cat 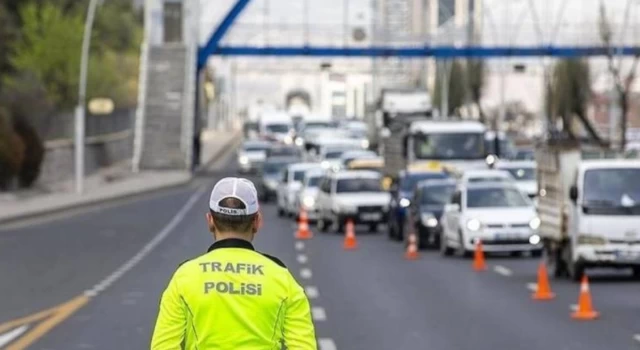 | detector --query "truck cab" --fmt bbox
[537,142,640,280]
